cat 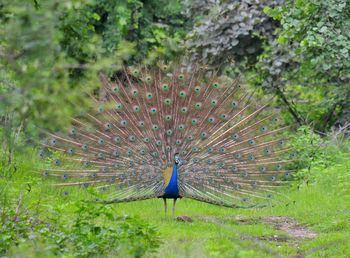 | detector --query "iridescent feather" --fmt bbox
[39,63,294,209]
